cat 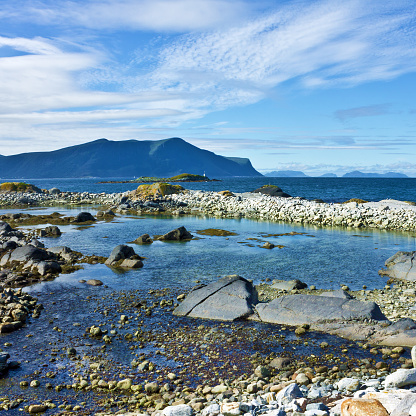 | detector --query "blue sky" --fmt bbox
[0,0,415,176]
